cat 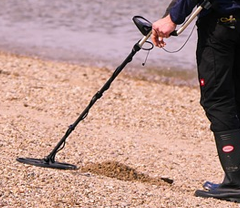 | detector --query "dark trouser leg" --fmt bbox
[196,18,240,132]
[202,43,240,192]
[195,14,240,201]
[234,46,240,122]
